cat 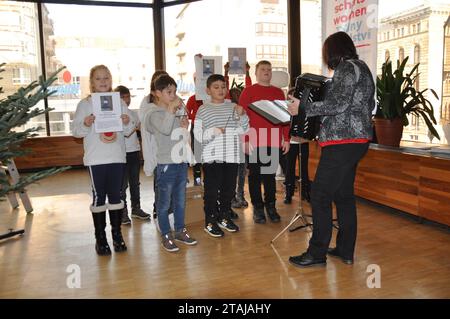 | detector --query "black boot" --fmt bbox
[265,202,281,223]
[284,184,295,204]
[253,205,266,224]
[91,212,111,256]
[301,180,311,202]
[109,209,127,252]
